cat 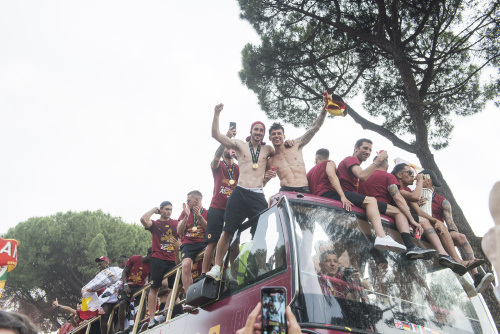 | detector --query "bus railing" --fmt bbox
[69,250,205,334]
